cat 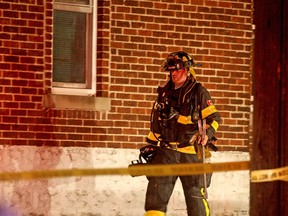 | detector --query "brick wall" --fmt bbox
[0,0,253,151]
